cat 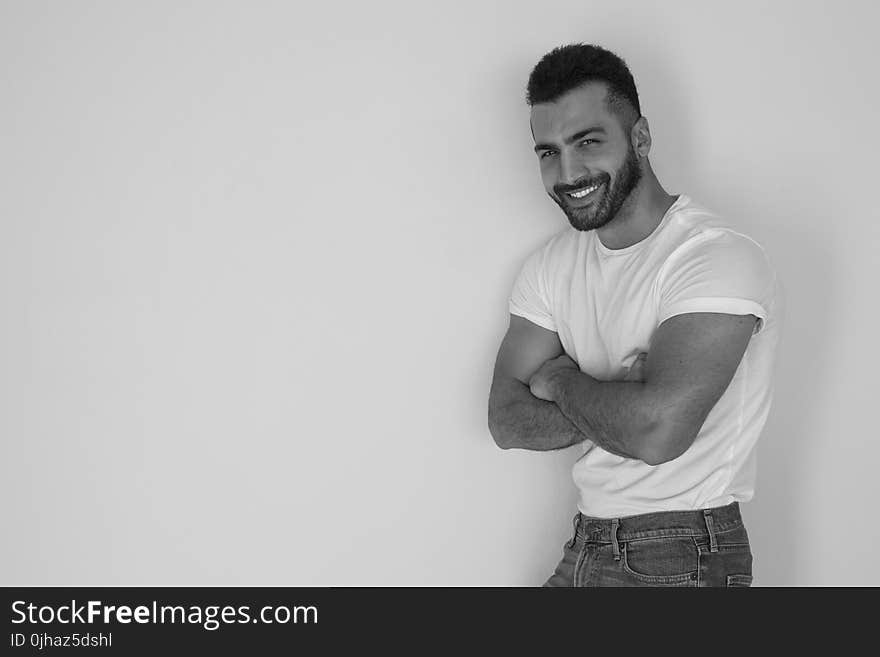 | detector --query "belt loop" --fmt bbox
[703,510,718,553]
[569,513,580,547]
[611,518,621,561]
